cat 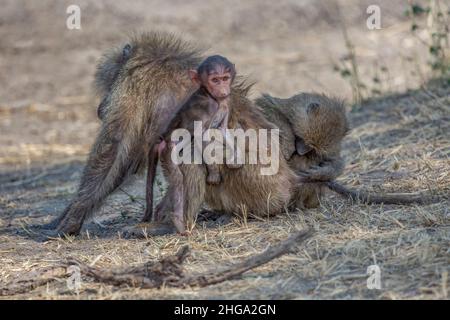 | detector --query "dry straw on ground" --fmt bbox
[0,82,448,300]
